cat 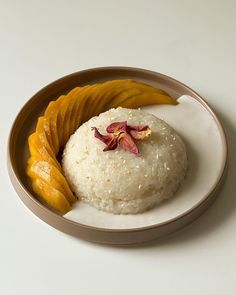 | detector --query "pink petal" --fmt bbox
[103,137,118,151]
[129,124,150,132]
[129,128,151,140]
[118,133,140,156]
[91,127,118,150]
[106,121,127,133]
